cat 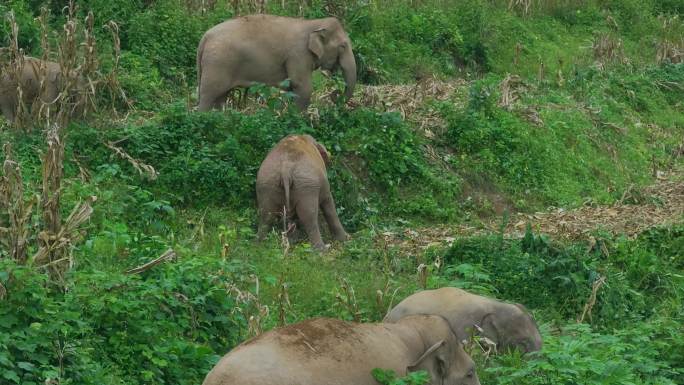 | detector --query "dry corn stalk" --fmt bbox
[125,248,177,274]
[577,275,606,323]
[336,277,361,321]
[228,276,270,337]
[656,15,684,64]
[104,21,133,115]
[498,74,523,109]
[0,143,36,263]
[105,141,158,180]
[592,32,627,67]
[276,276,291,326]
[508,0,534,17]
